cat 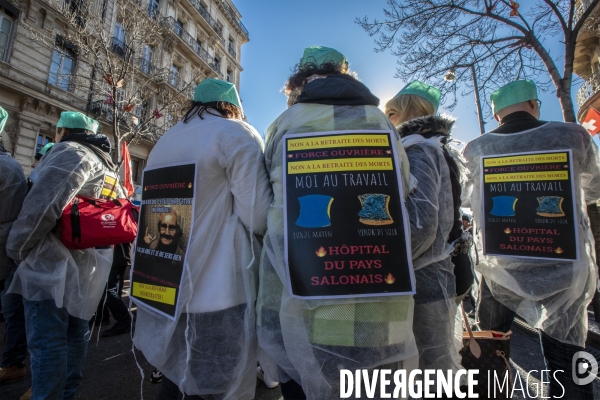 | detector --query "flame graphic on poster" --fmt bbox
[315,247,327,257]
[385,273,396,284]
